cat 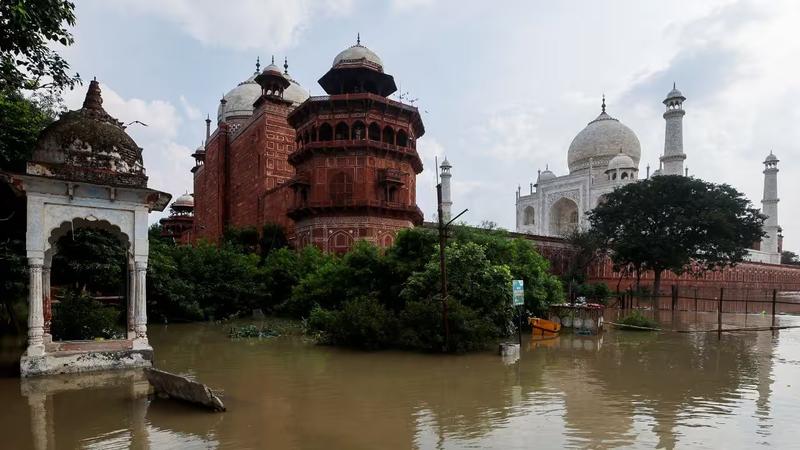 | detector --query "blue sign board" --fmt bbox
[512,279,524,306]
